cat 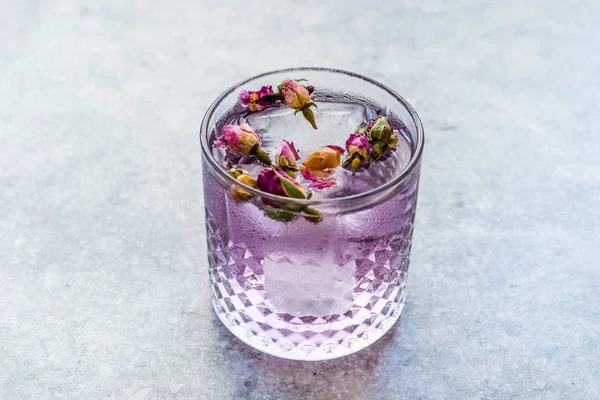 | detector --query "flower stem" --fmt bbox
[252,147,273,165]
[301,106,318,130]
